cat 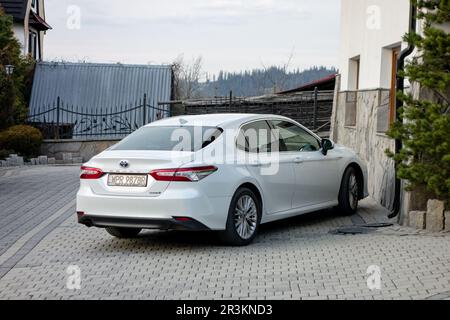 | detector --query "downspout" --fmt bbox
[389,0,417,219]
